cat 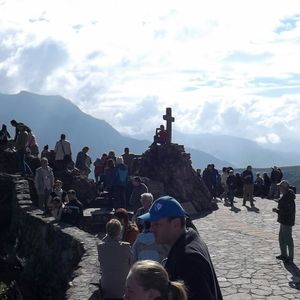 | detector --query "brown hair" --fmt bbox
[130,260,187,300]
[106,219,122,238]
[114,208,129,224]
